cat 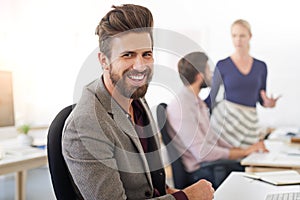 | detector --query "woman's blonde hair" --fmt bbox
[231,19,252,37]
